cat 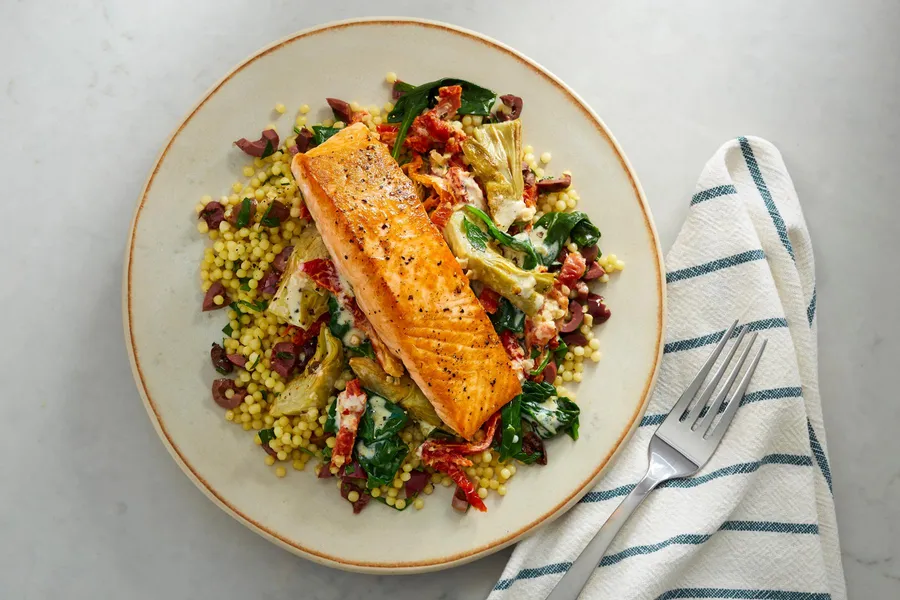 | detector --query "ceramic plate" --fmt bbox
[124,17,664,573]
